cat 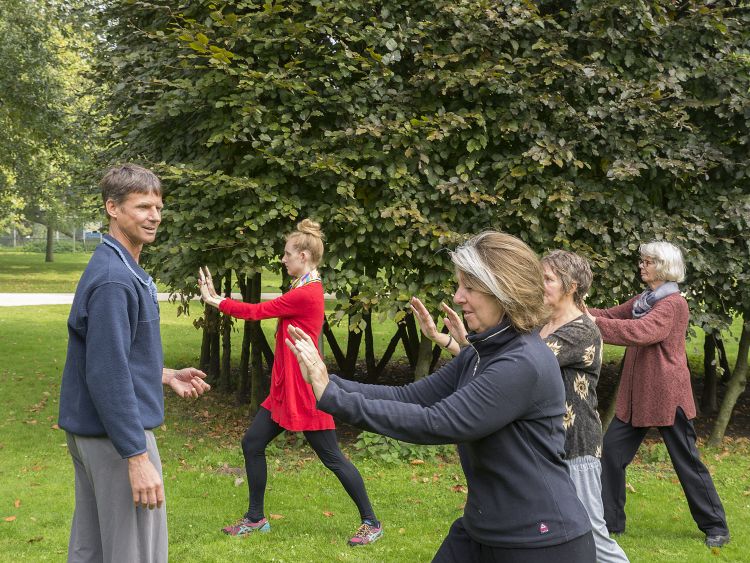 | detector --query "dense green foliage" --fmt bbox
[62,0,750,433]
[0,1,100,243]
